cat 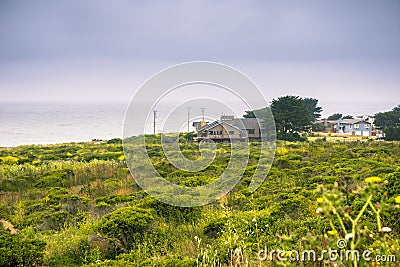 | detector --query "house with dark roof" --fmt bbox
[336,119,372,136]
[193,115,262,142]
